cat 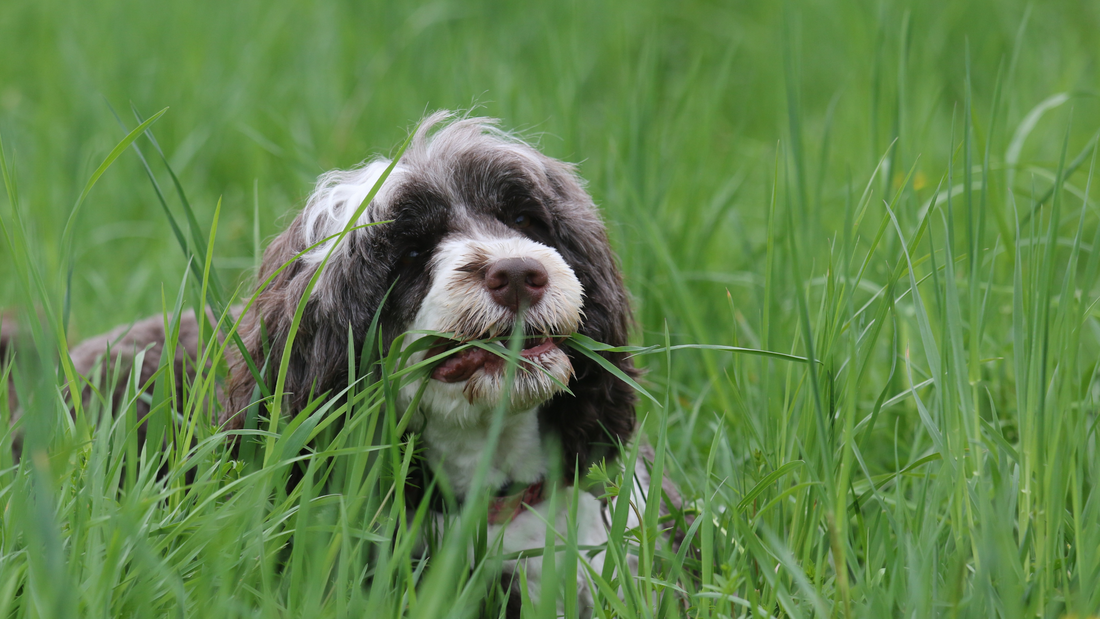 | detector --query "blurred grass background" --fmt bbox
[3,0,1100,616]
[1,0,1094,336]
